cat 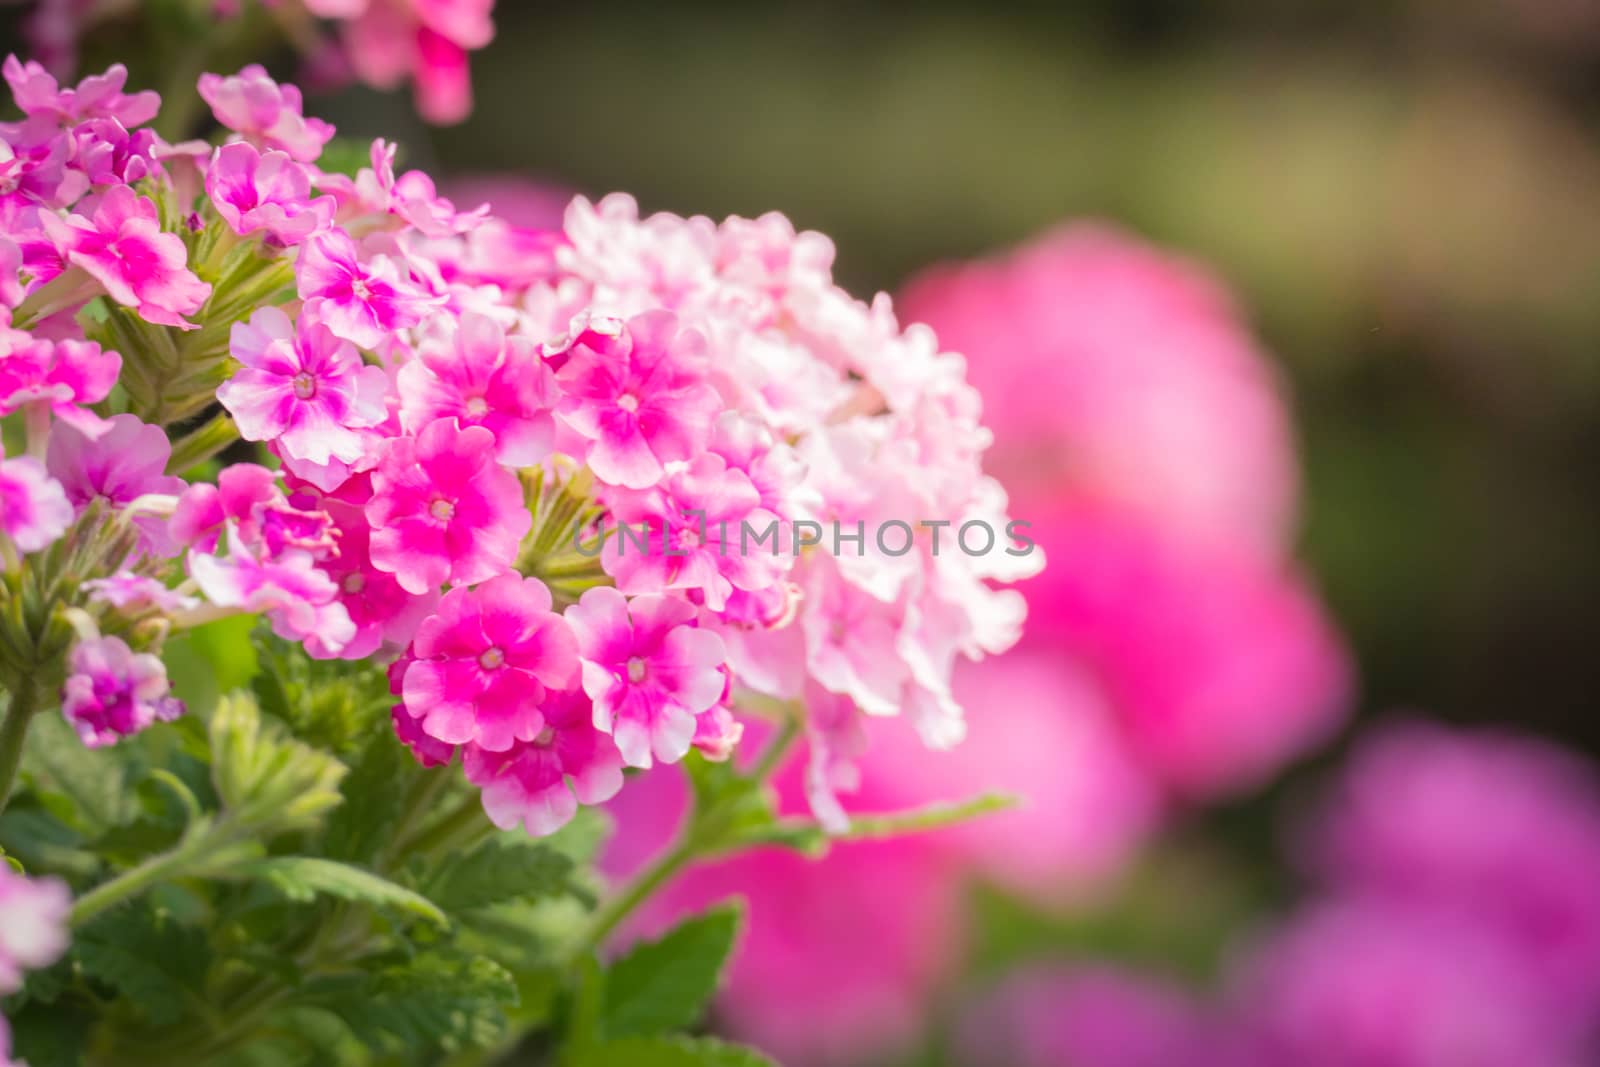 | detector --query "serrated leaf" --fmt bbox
[209,692,347,837]
[74,905,212,1027]
[20,712,132,835]
[234,856,448,927]
[601,904,743,1039]
[426,835,577,914]
[250,626,390,756]
[320,730,414,862]
[304,952,518,1055]
[568,1036,777,1067]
